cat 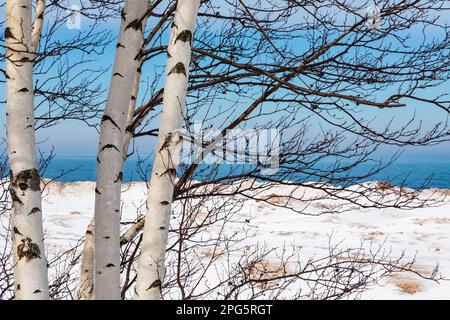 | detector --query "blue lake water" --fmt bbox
[39,154,450,190]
